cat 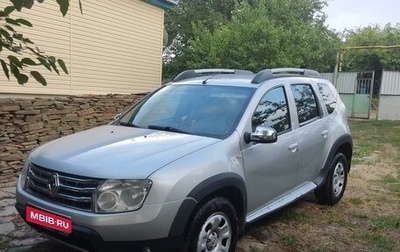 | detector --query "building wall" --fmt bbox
[0,0,164,95]
[0,94,144,184]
